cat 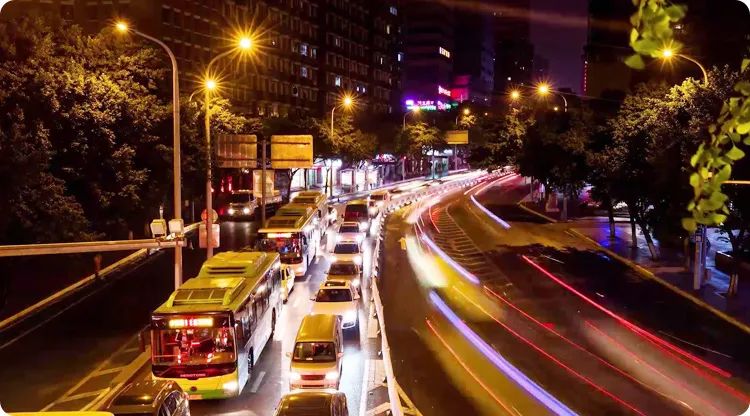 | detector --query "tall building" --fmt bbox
[453,8,494,104]
[490,0,533,99]
[3,0,403,117]
[582,0,633,98]
[401,0,455,108]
